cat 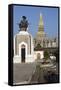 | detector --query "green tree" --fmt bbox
[34,43,41,50]
[44,50,49,60]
